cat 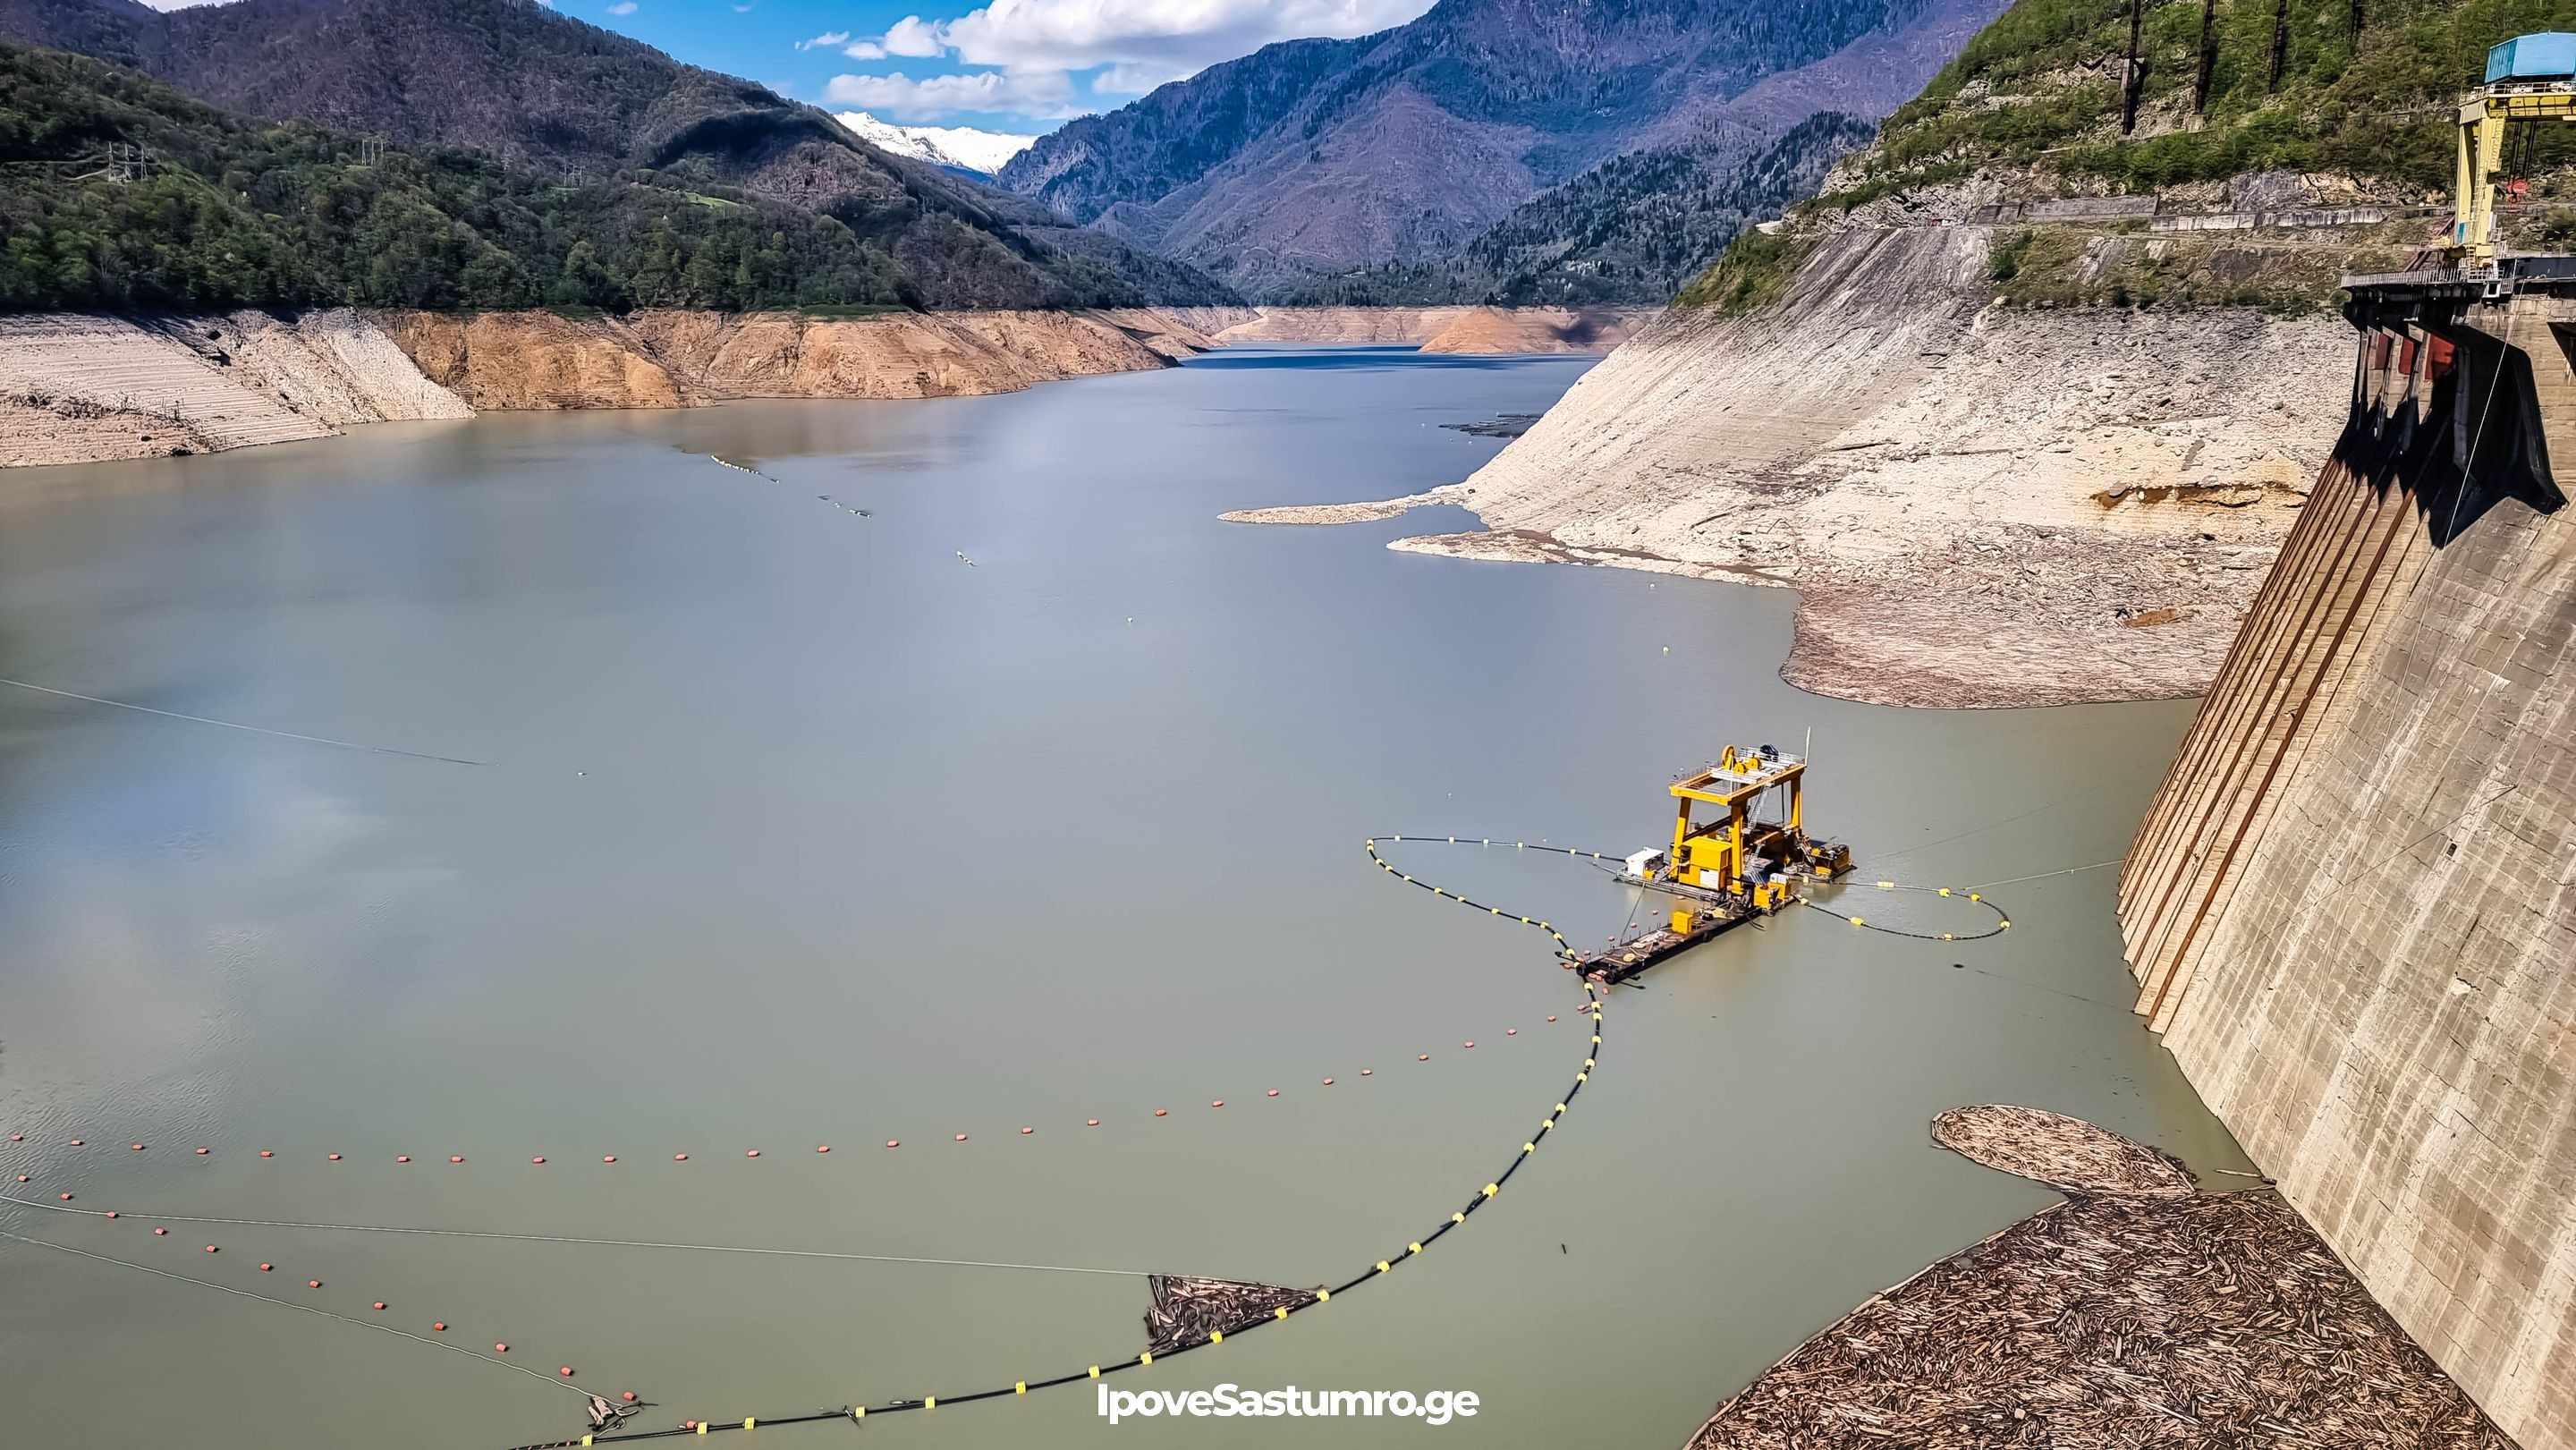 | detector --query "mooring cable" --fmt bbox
[0,1196,1154,1278]
[5,832,1754,1446]
[488,836,1612,1446]
[0,676,486,766]
[0,1225,597,1396]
